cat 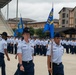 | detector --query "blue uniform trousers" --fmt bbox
[49,63,64,75]
[75,46,76,54]
[7,43,10,53]
[71,46,75,54]
[10,44,13,54]
[0,53,6,75]
[39,45,43,55]
[34,46,36,56]
[19,61,34,75]
[43,46,47,56]
[66,45,69,54]
[14,44,17,54]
